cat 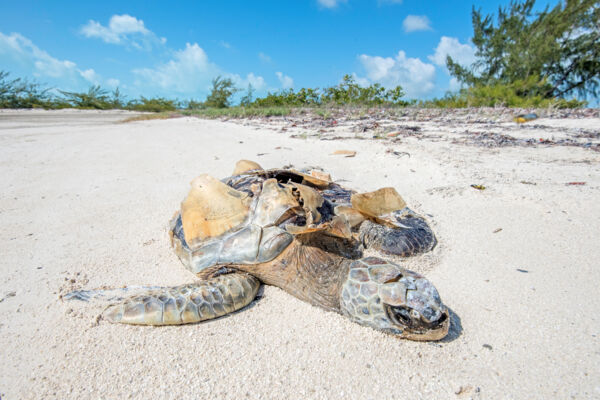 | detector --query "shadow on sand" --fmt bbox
[439,306,463,343]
